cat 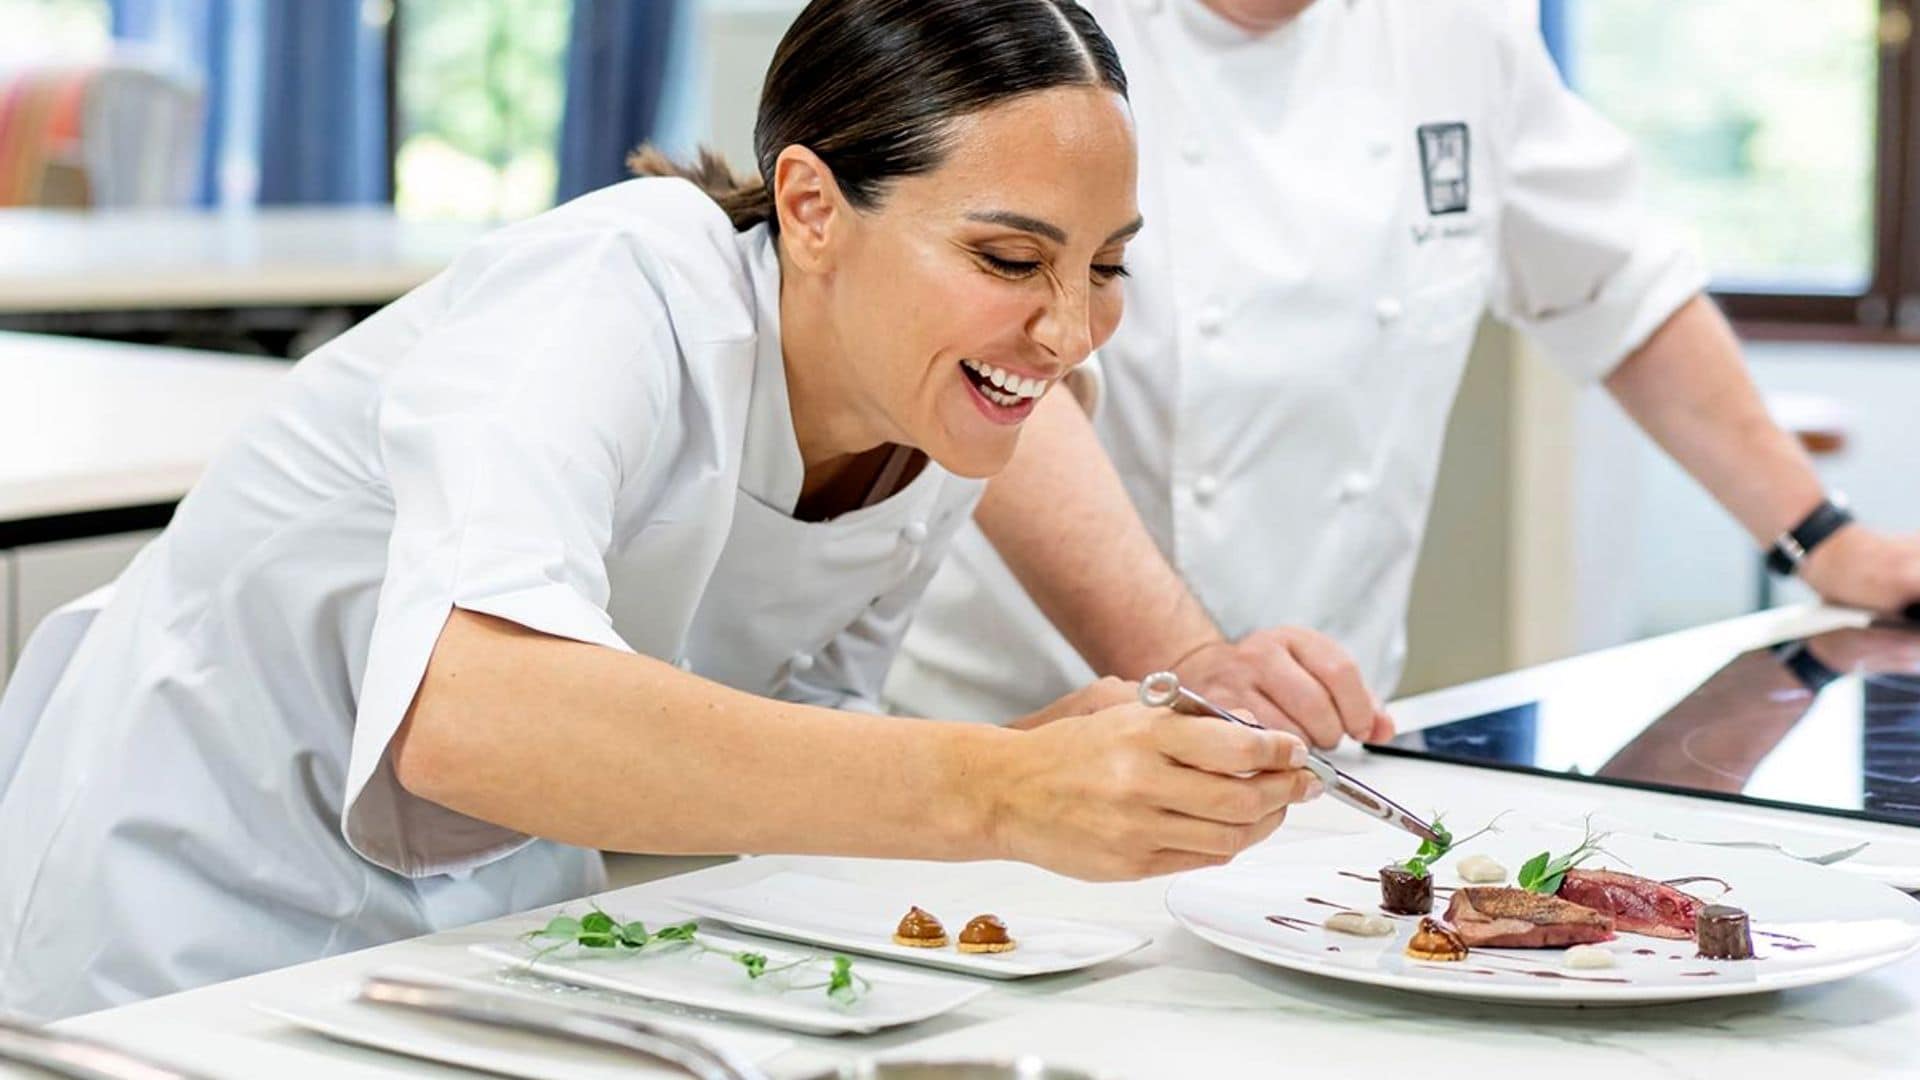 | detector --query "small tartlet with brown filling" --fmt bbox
[892,906,949,949]
[957,913,1017,954]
